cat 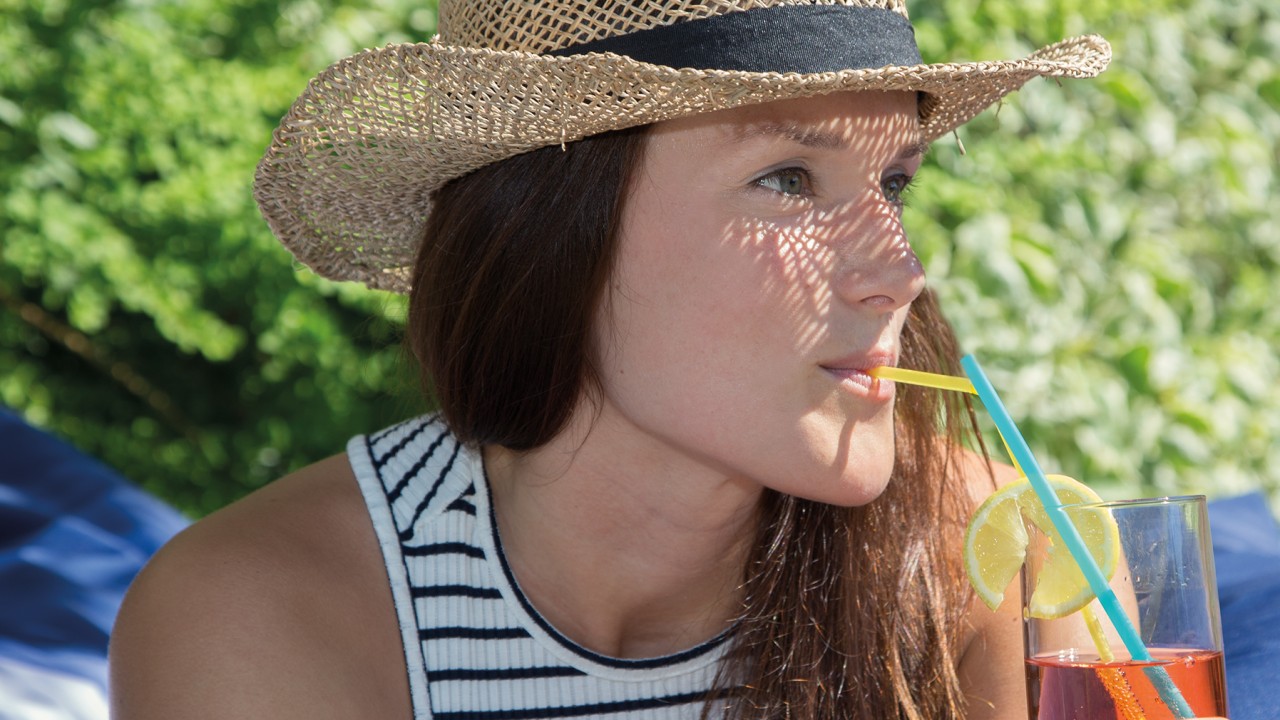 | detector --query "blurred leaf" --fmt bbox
[0,0,432,515]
